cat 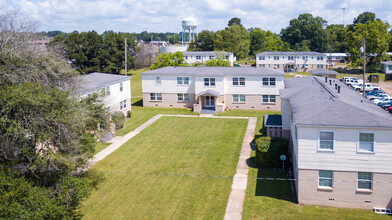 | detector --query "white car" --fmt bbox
[352,83,381,92]
[372,97,392,105]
